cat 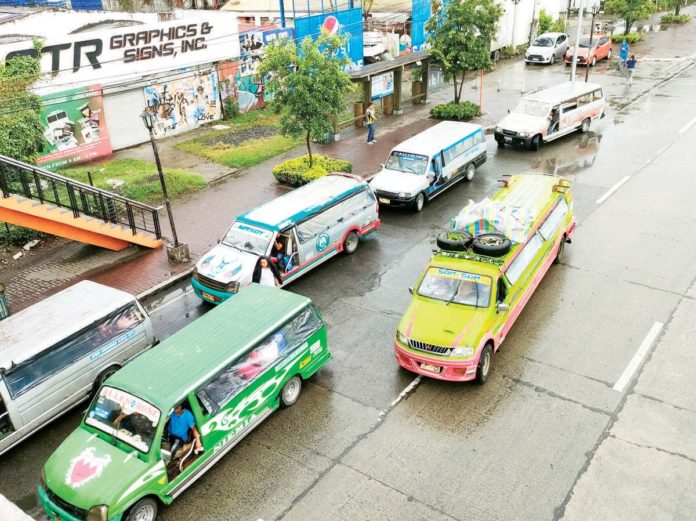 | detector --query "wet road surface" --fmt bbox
[3,60,696,521]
